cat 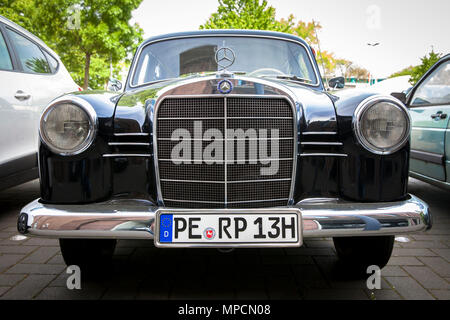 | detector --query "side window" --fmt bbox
[0,30,13,70]
[411,60,450,106]
[43,50,58,73]
[6,27,51,74]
